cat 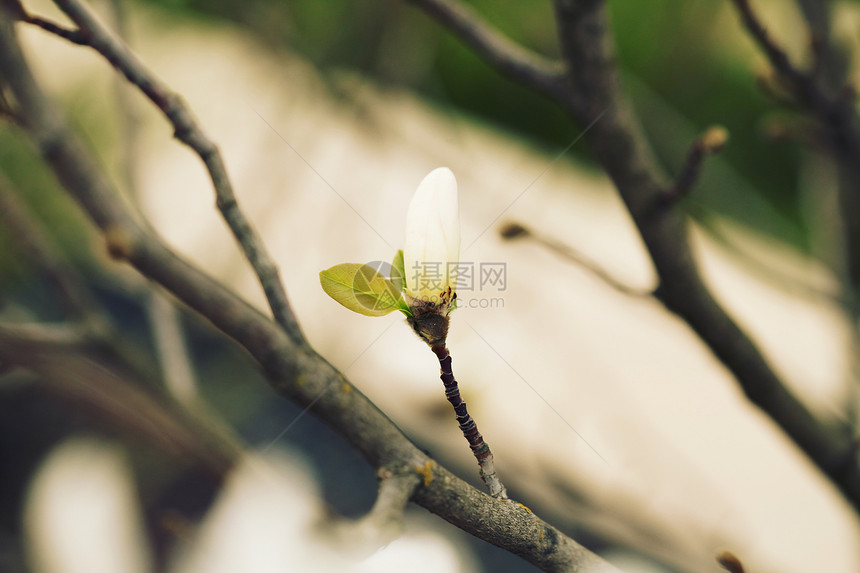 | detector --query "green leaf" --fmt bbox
[320,263,407,317]
[391,249,405,292]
